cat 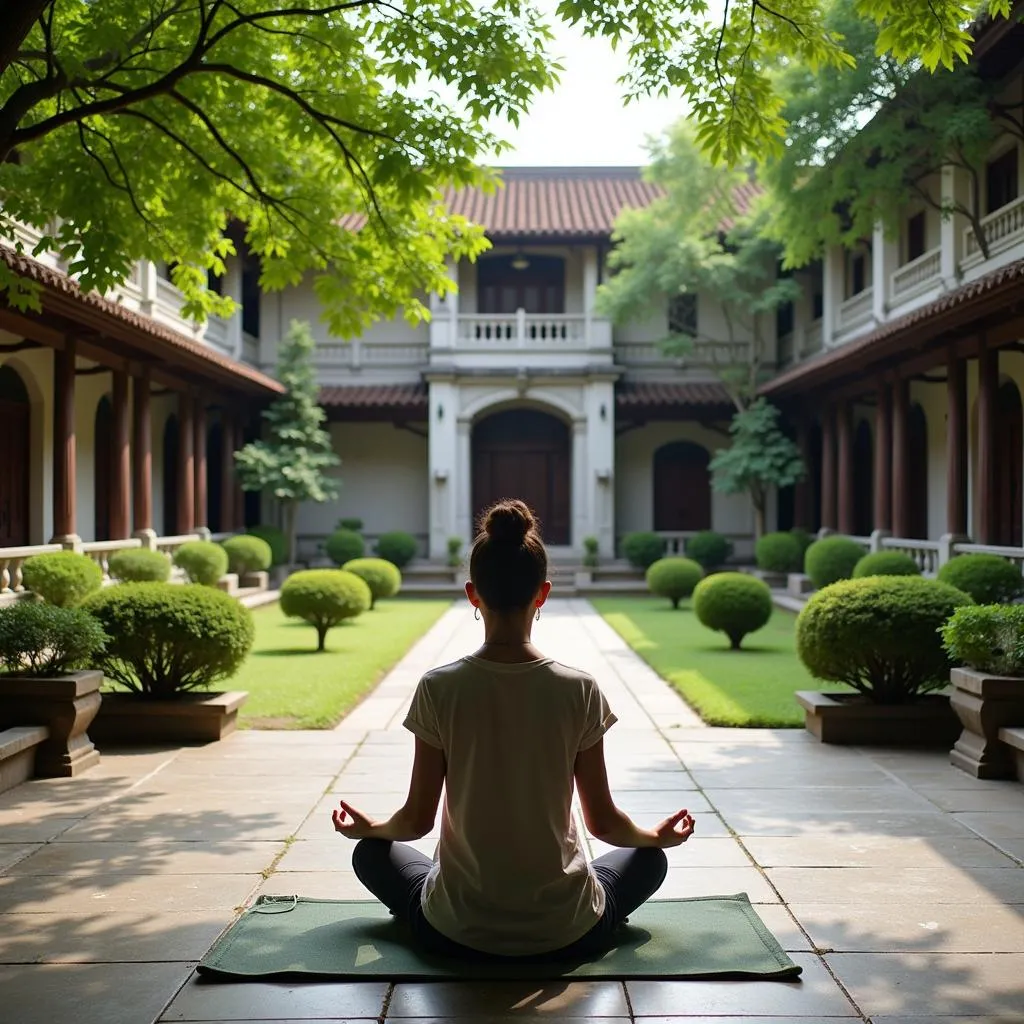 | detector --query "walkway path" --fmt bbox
[1,599,1023,1022]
